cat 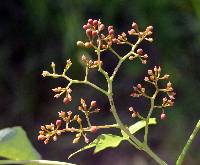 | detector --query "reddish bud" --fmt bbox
[41,126,45,130]
[83,24,89,30]
[44,139,49,144]
[109,29,114,35]
[132,22,138,29]
[92,31,97,37]
[88,19,93,25]
[38,135,45,141]
[90,126,97,133]
[58,111,66,117]
[84,136,89,143]
[56,120,62,127]
[91,101,96,107]
[160,113,167,120]
[98,24,105,31]
[63,97,70,105]
[86,29,92,37]
[93,20,98,26]
[137,84,142,88]
[137,48,143,55]
[108,25,113,31]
